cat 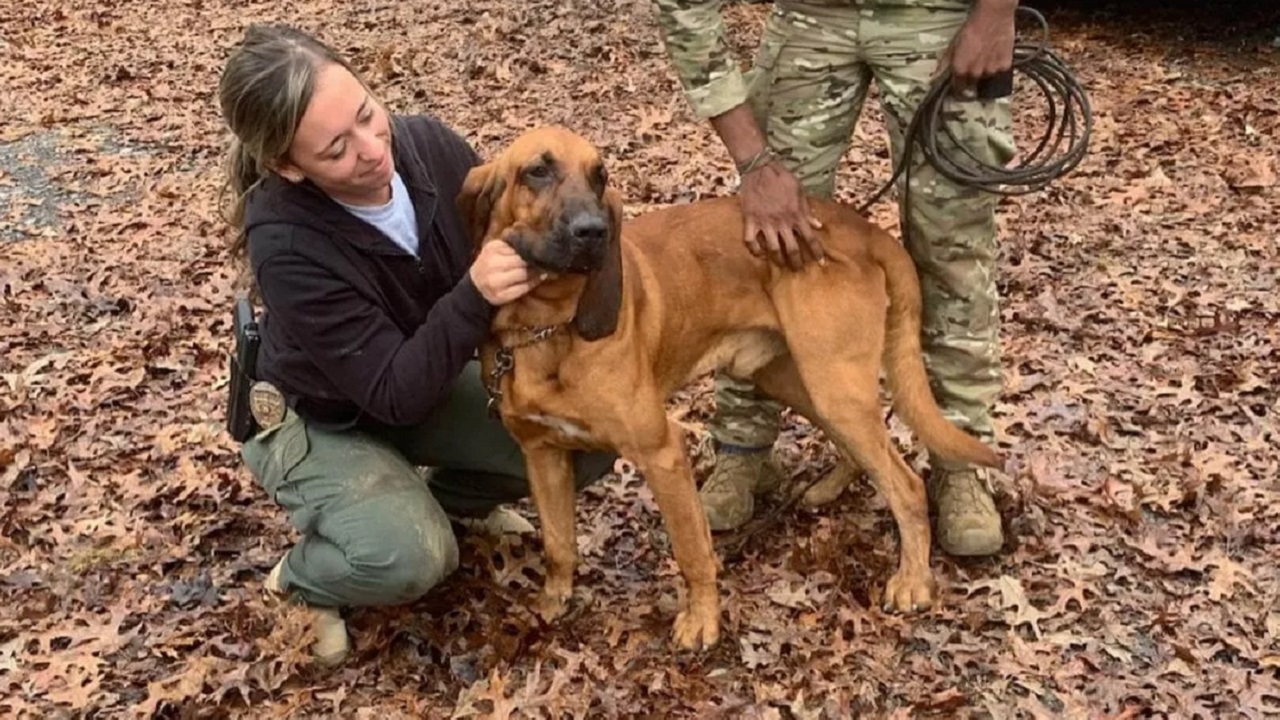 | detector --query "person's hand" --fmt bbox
[943,0,1017,90]
[469,239,544,305]
[738,160,825,270]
